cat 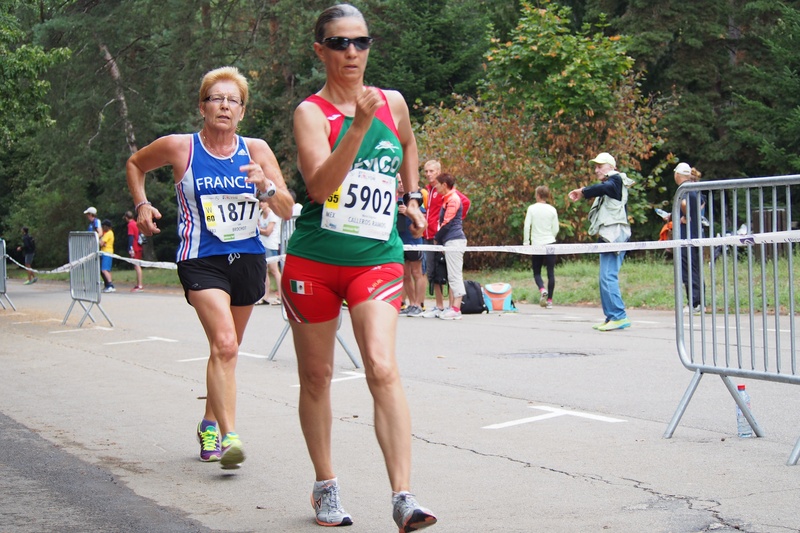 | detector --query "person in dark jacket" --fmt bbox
[17,227,37,285]
[568,152,634,331]
[433,173,467,320]
[673,162,705,313]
